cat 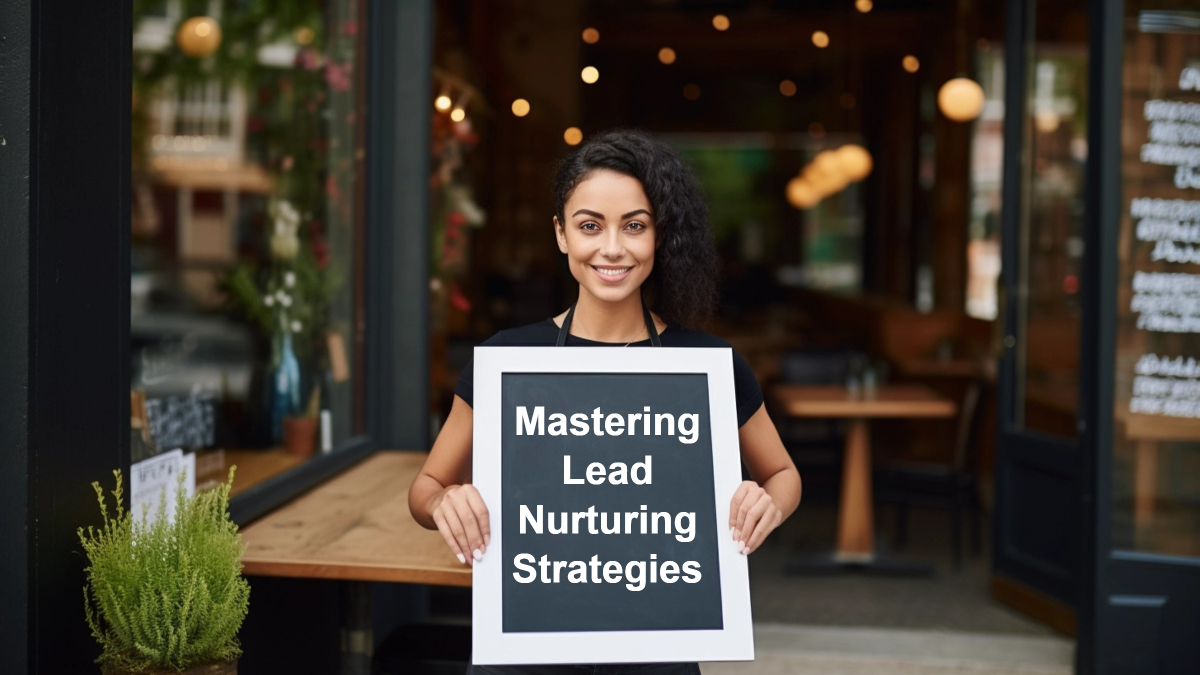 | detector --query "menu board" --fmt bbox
[1118,11,1200,441]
